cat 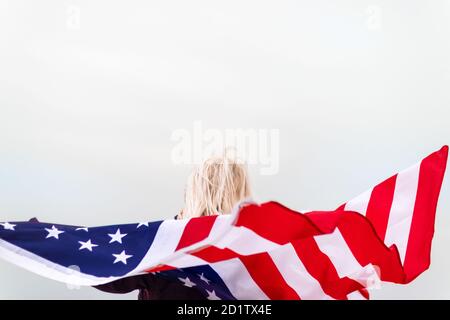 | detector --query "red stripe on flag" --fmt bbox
[238,201,410,283]
[145,264,177,273]
[176,215,218,250]
[235,202,408,283]
[403,145,448,282]
[235,202,323,244]
[291,237,363,300]
[333,212,406,283]
[192,246,239,263]
[365,175,397,241]
[192,246,301,299]
[239,252,301,299]
[191,241,356,298]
